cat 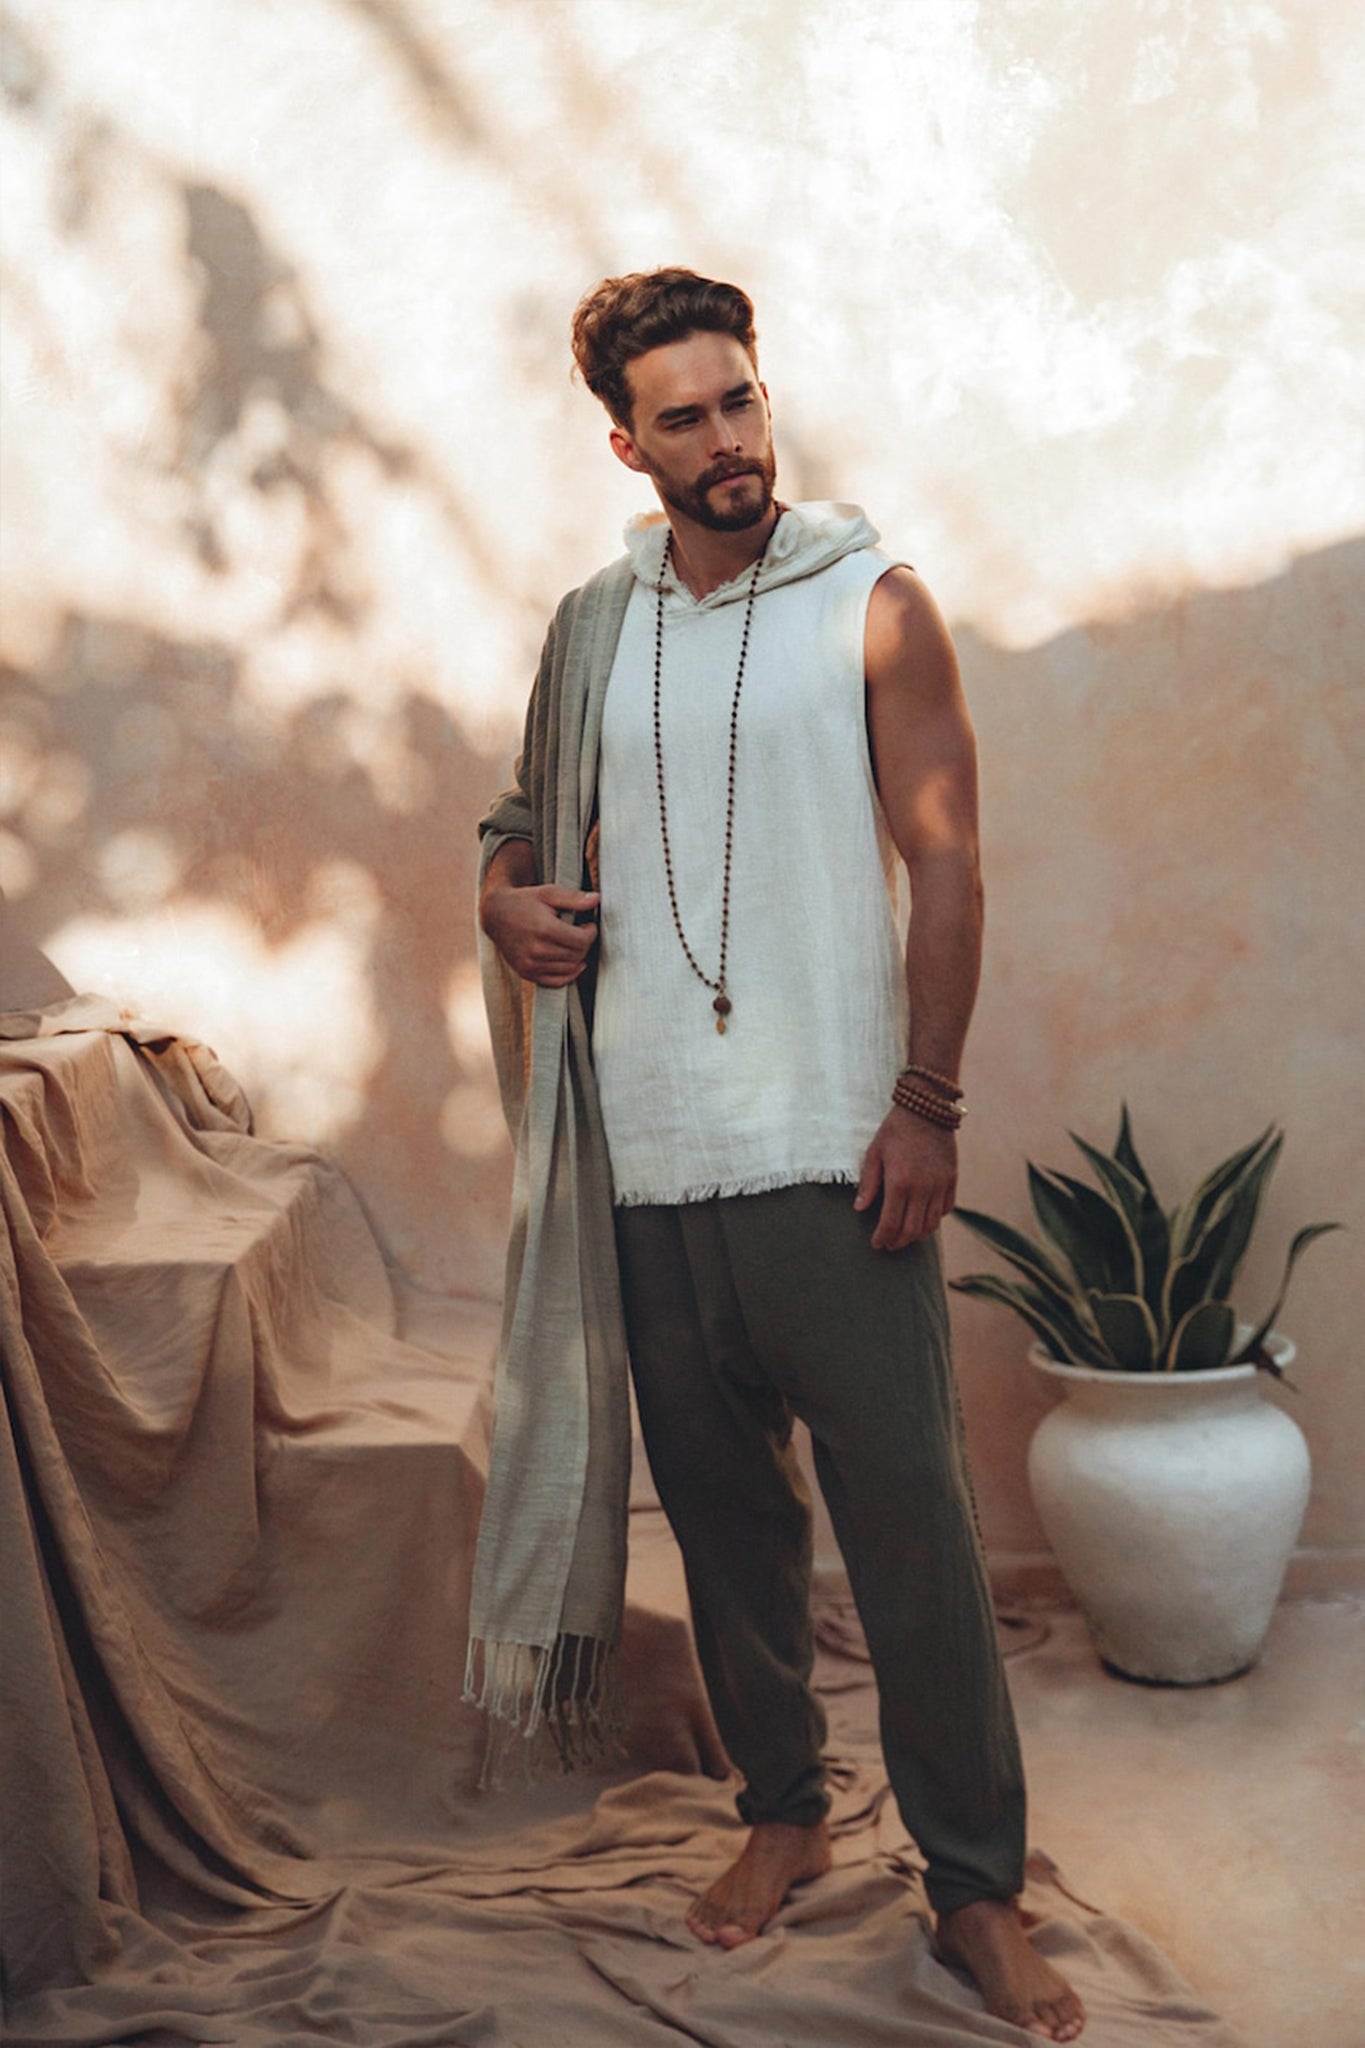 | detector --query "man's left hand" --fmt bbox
[854,1109,958,1250]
